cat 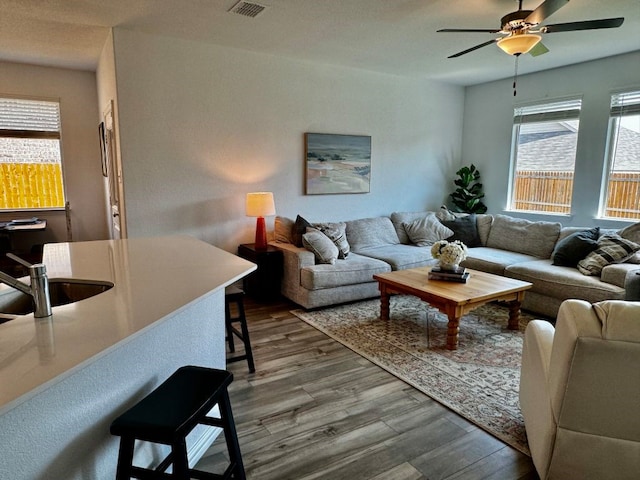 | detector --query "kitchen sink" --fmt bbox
[0,279,114,316]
